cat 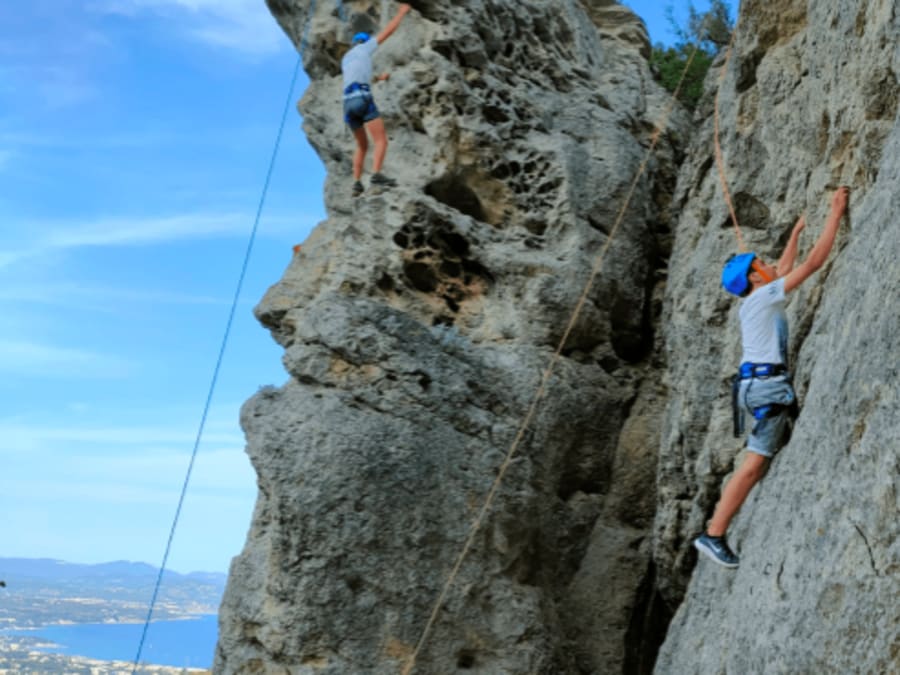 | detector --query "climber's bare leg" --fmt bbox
[366,117,388,173]
[352,127,368,181]
[707,452,769,536]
